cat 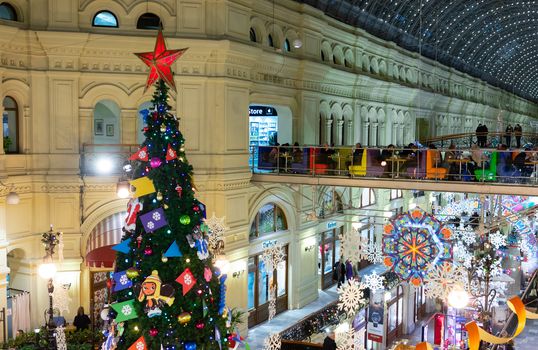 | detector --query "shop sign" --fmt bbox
[367,290,385,344]
[326,221,337,229]
[249,106,277,116]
